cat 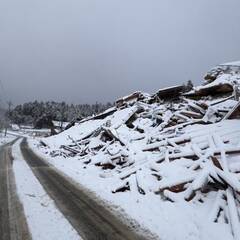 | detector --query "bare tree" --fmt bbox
[58,102,68,131]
